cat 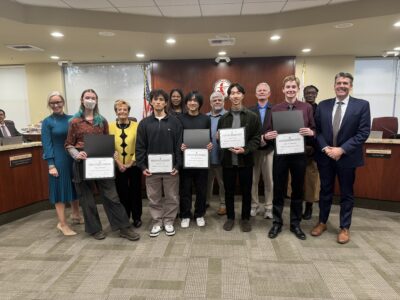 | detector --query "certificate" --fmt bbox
[184,149,209,169]
[84,157,115,180]
[148,154,173,173]
[219,127,245,149]
[275,133,305,155]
